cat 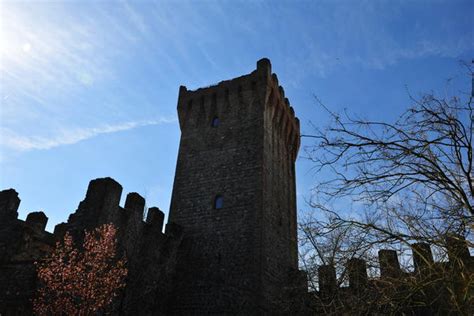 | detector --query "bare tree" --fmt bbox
[299,61,474,314]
